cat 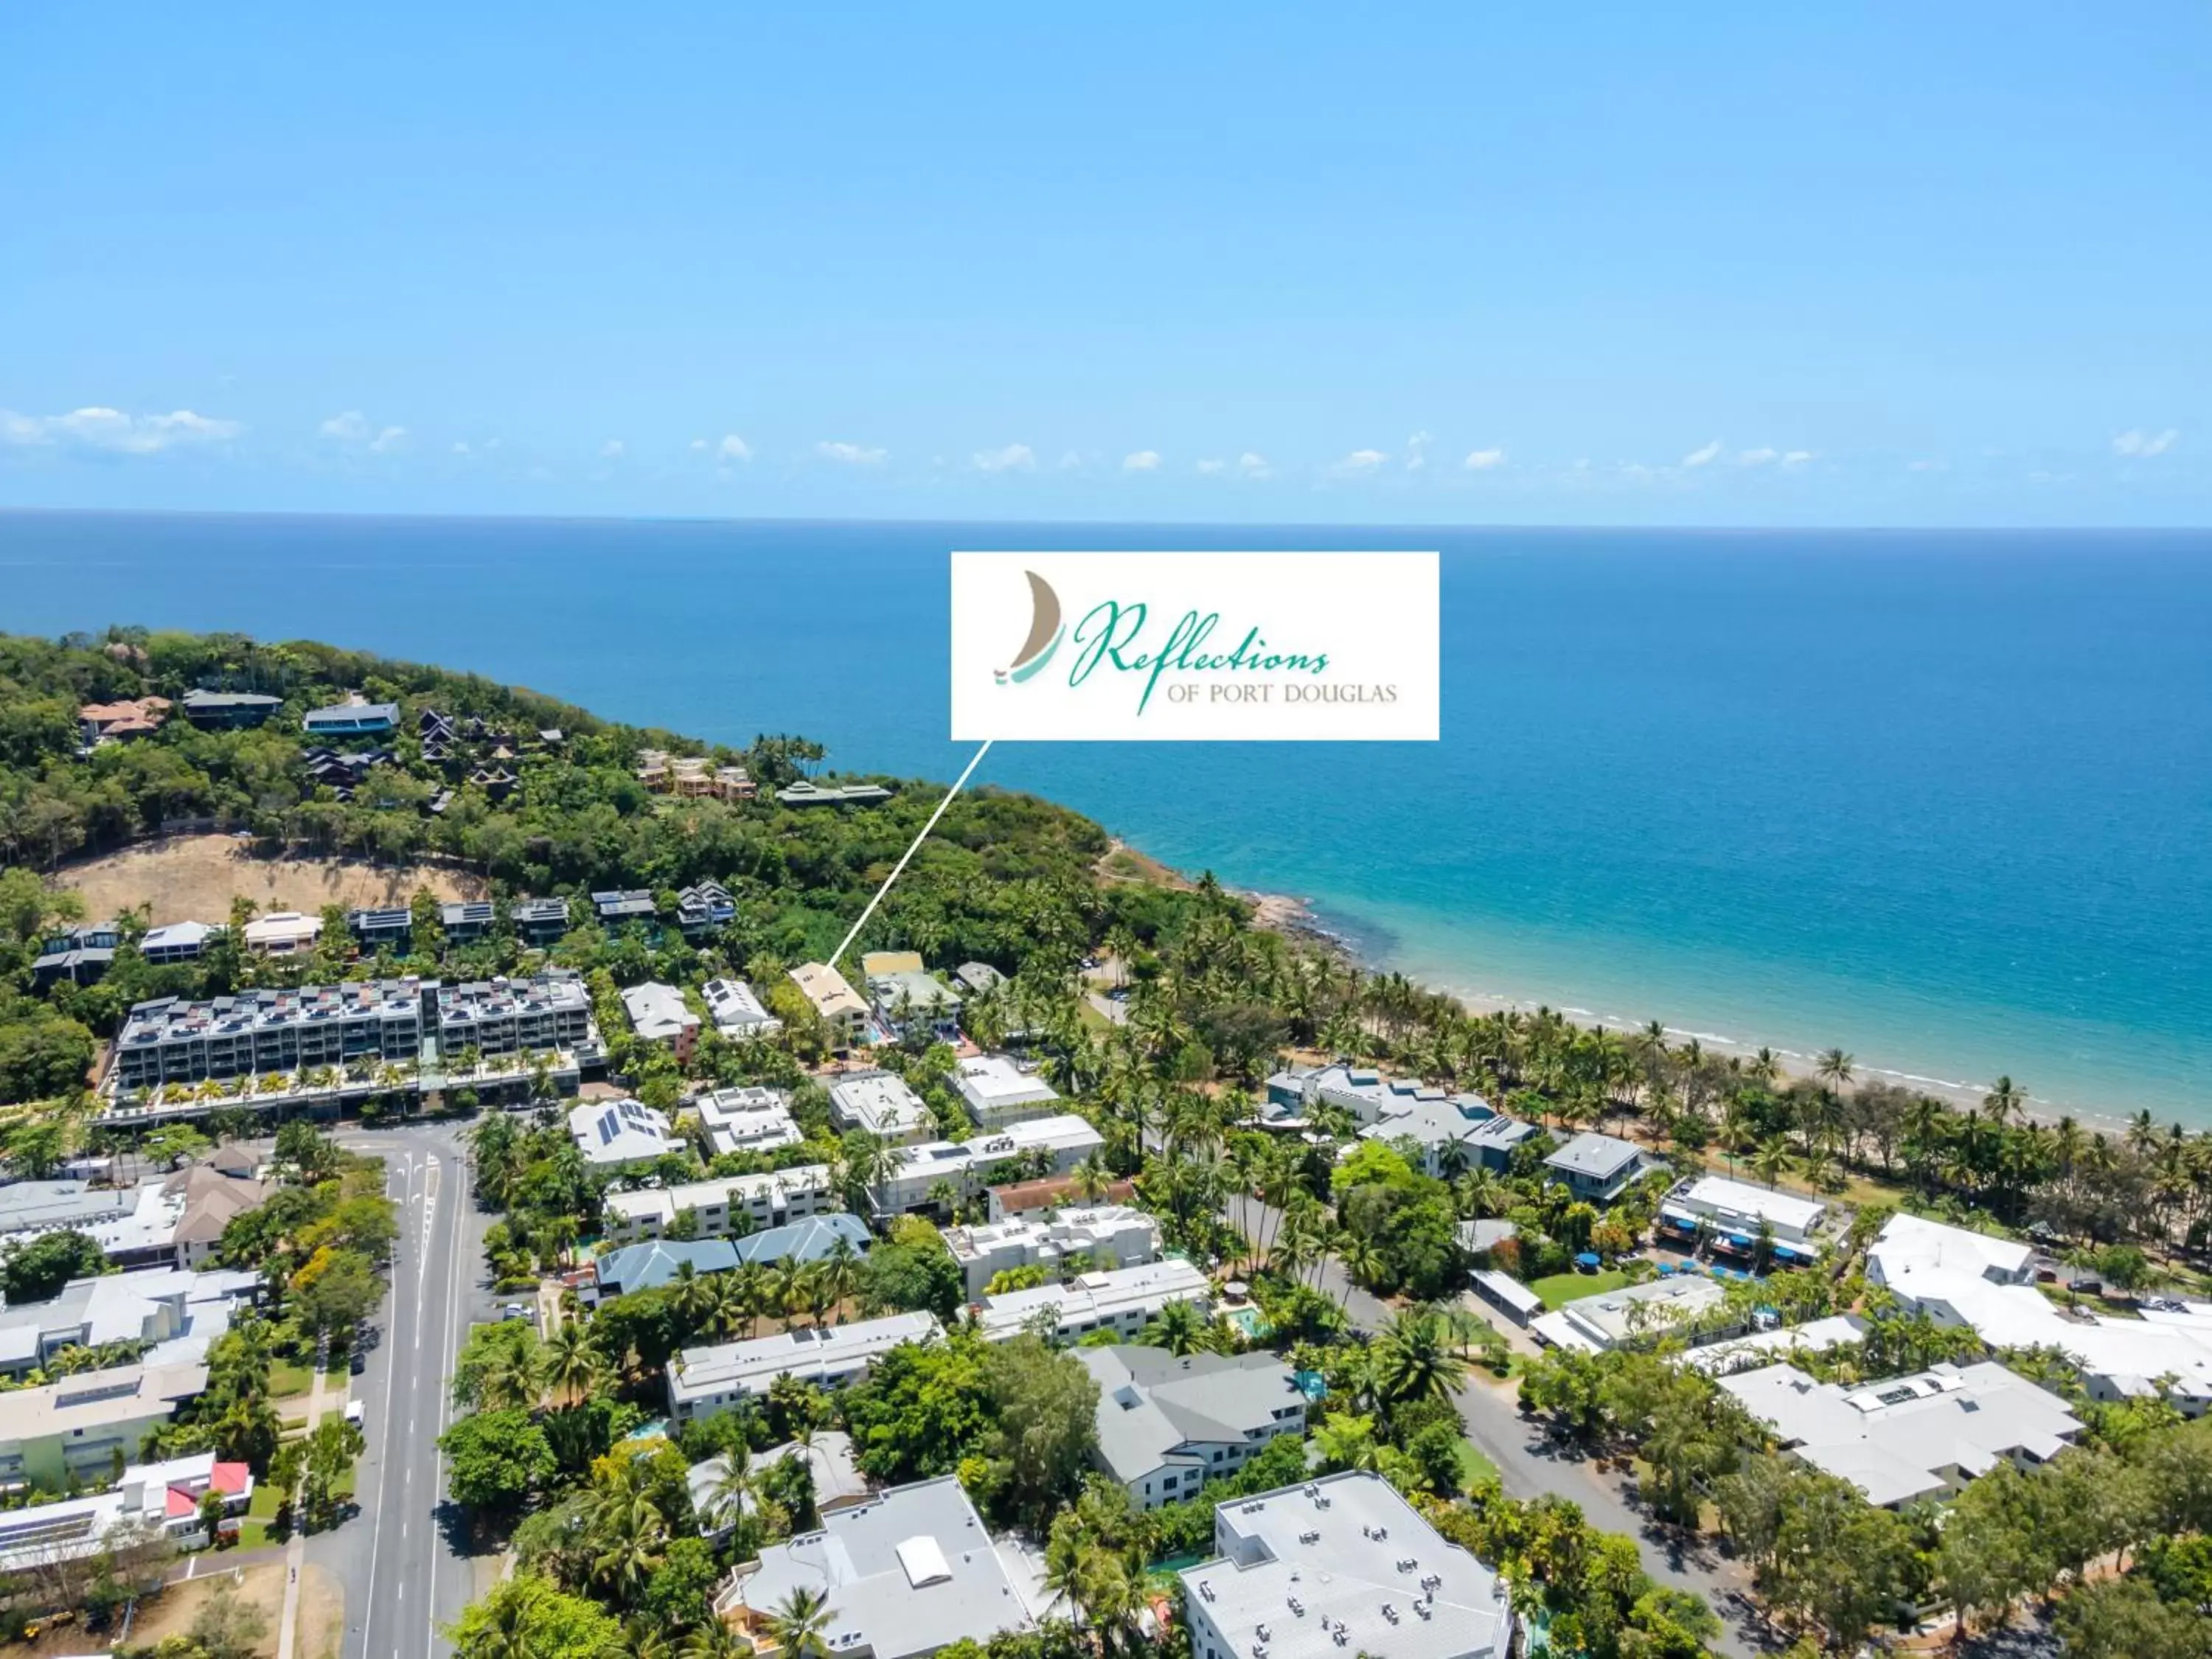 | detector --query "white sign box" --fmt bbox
[950,551,1439,742]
